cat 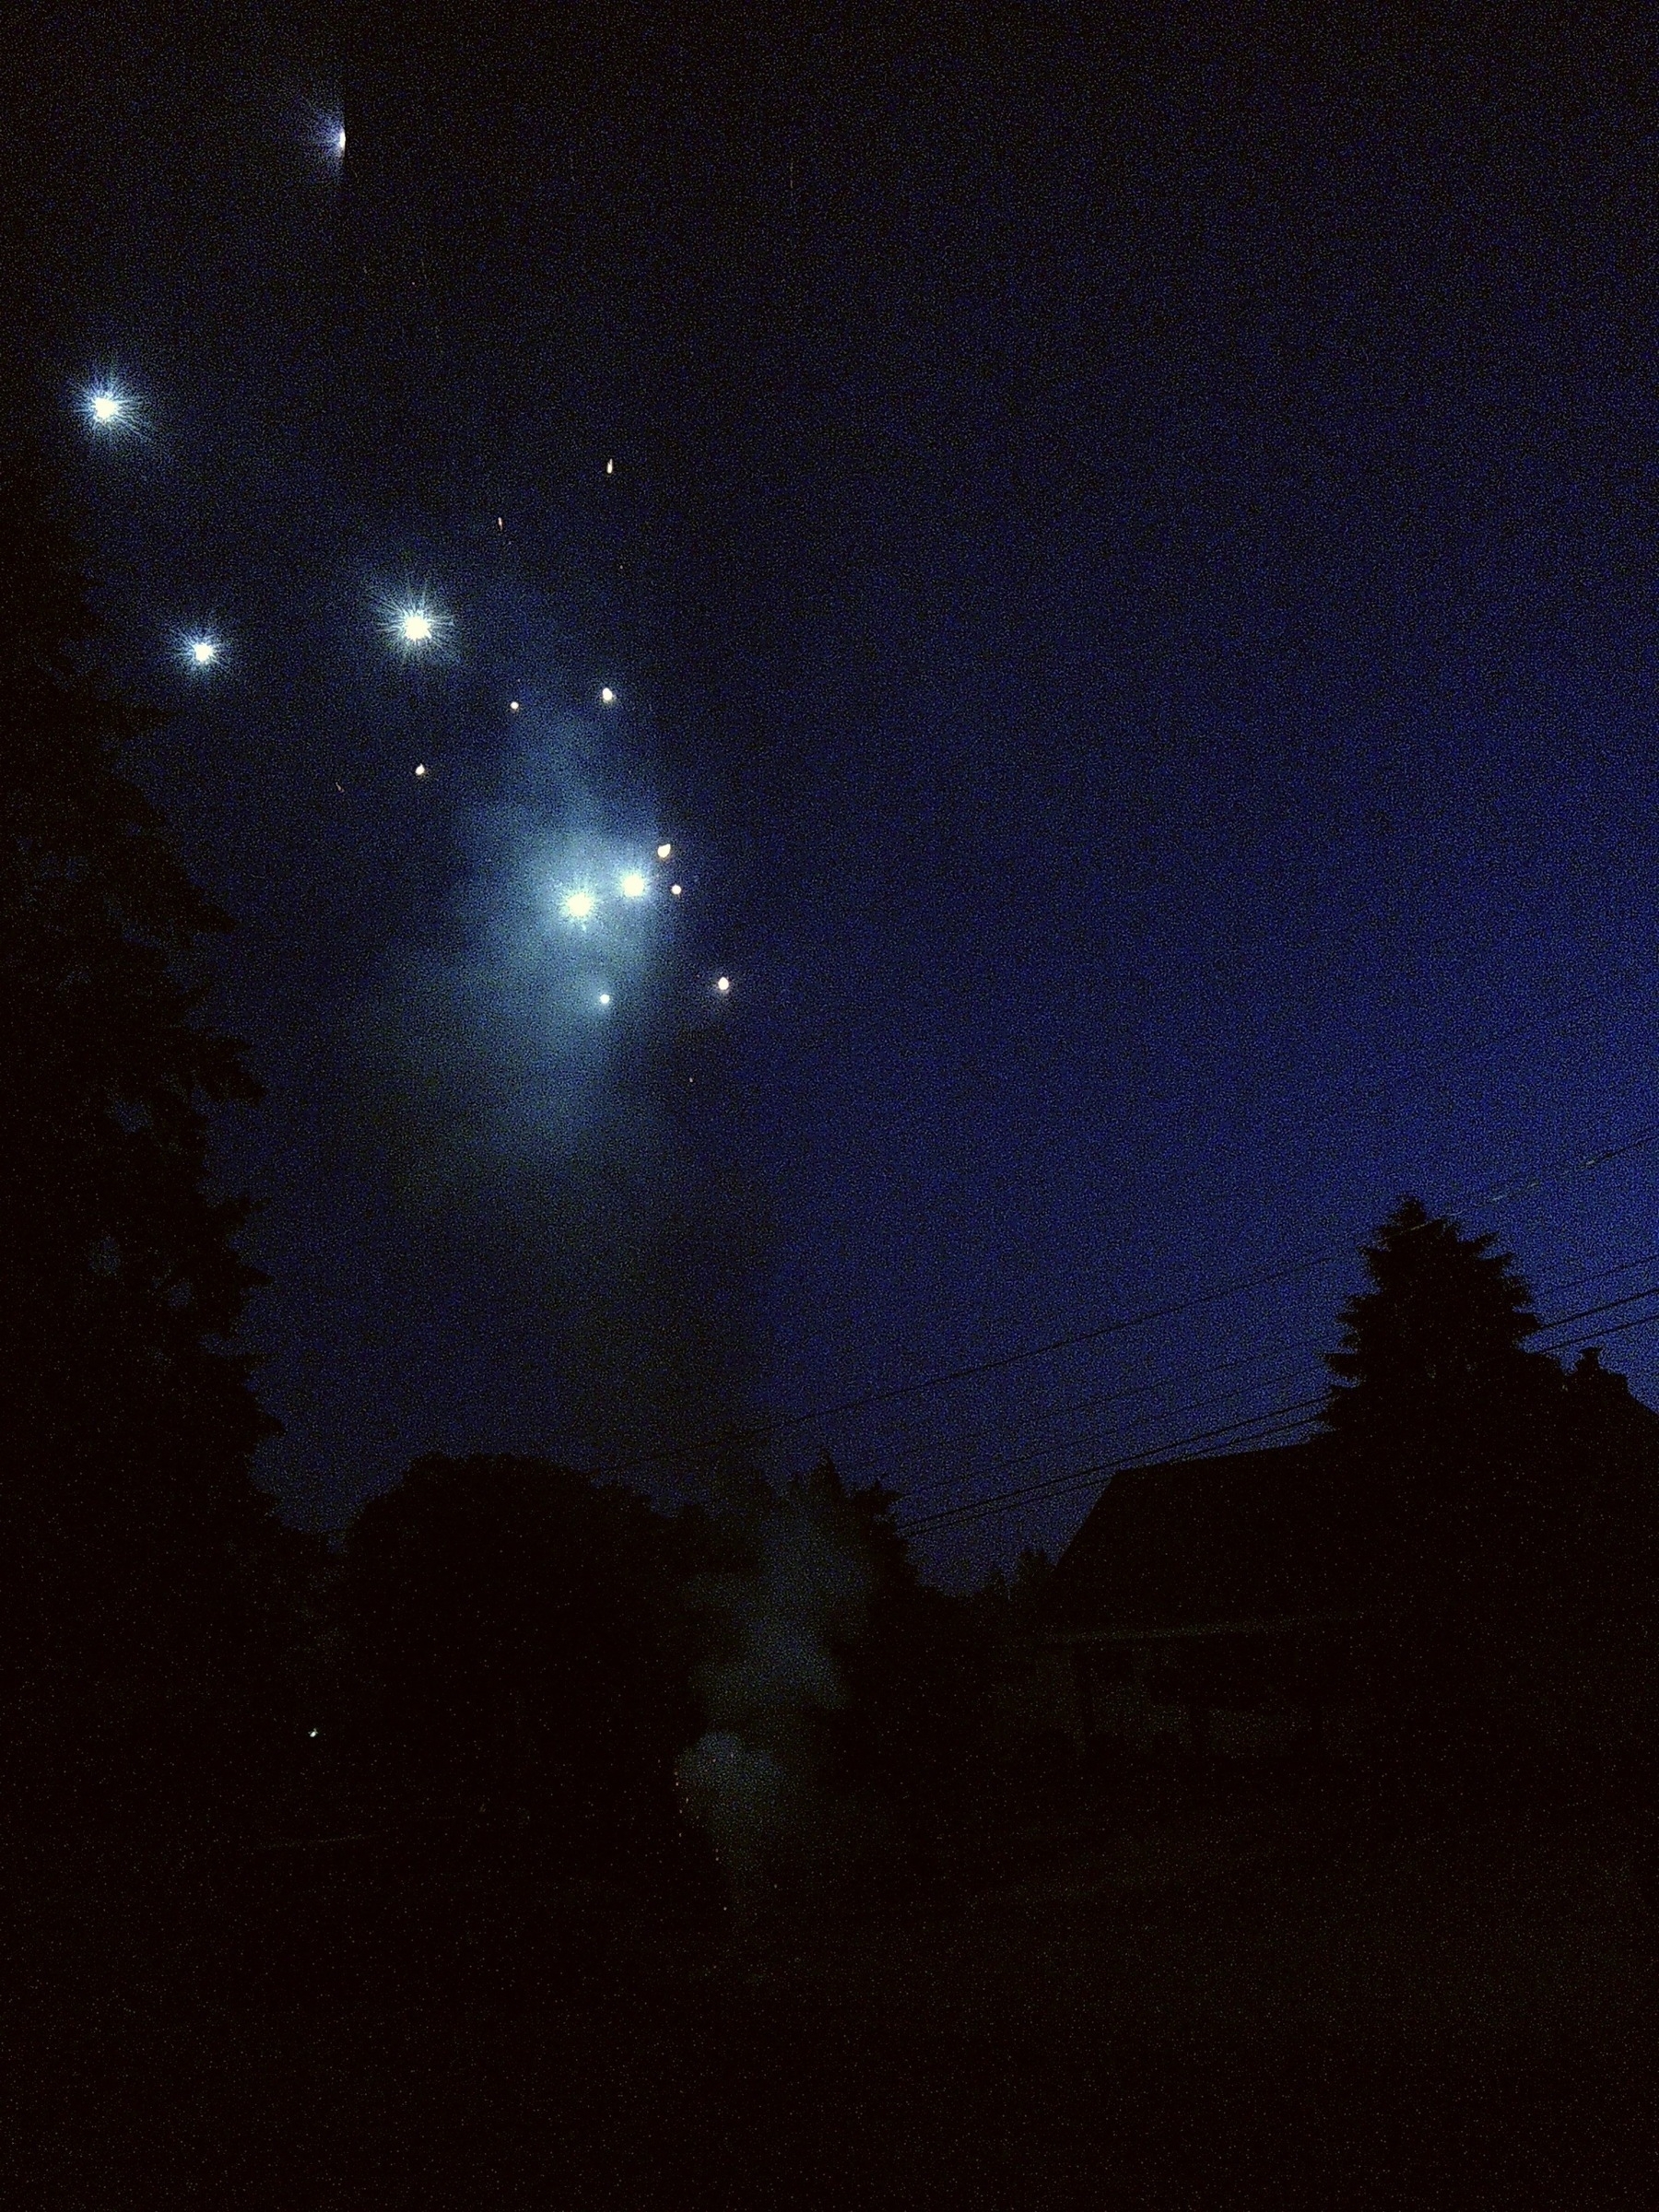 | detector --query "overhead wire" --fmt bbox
[888,1358,1327,1509]
[898,1398,1328,1535]
[872,1254,1659,1511]
[899,1277,1659,1537]
[853,1241,1659,1507]
[592,1112,1659,1486]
